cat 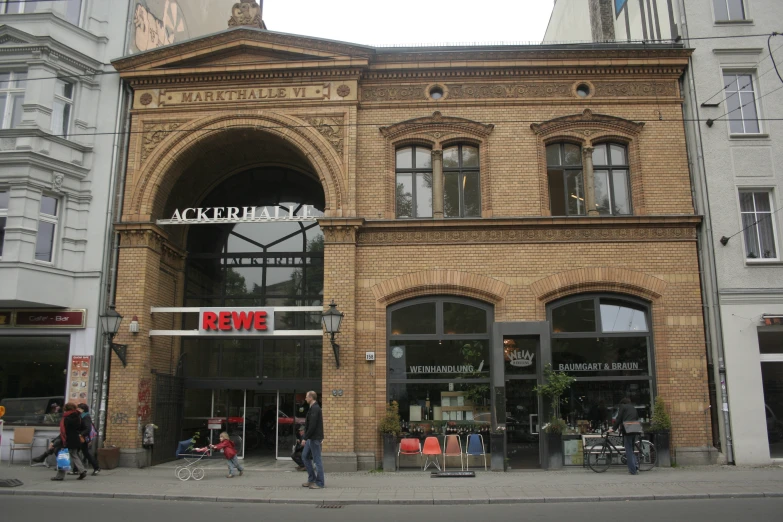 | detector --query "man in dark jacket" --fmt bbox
[301,391,324,489]
[291,425,307,471]
[77,403,100,475]
[52,402,87,480]
[609,397,640,475]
